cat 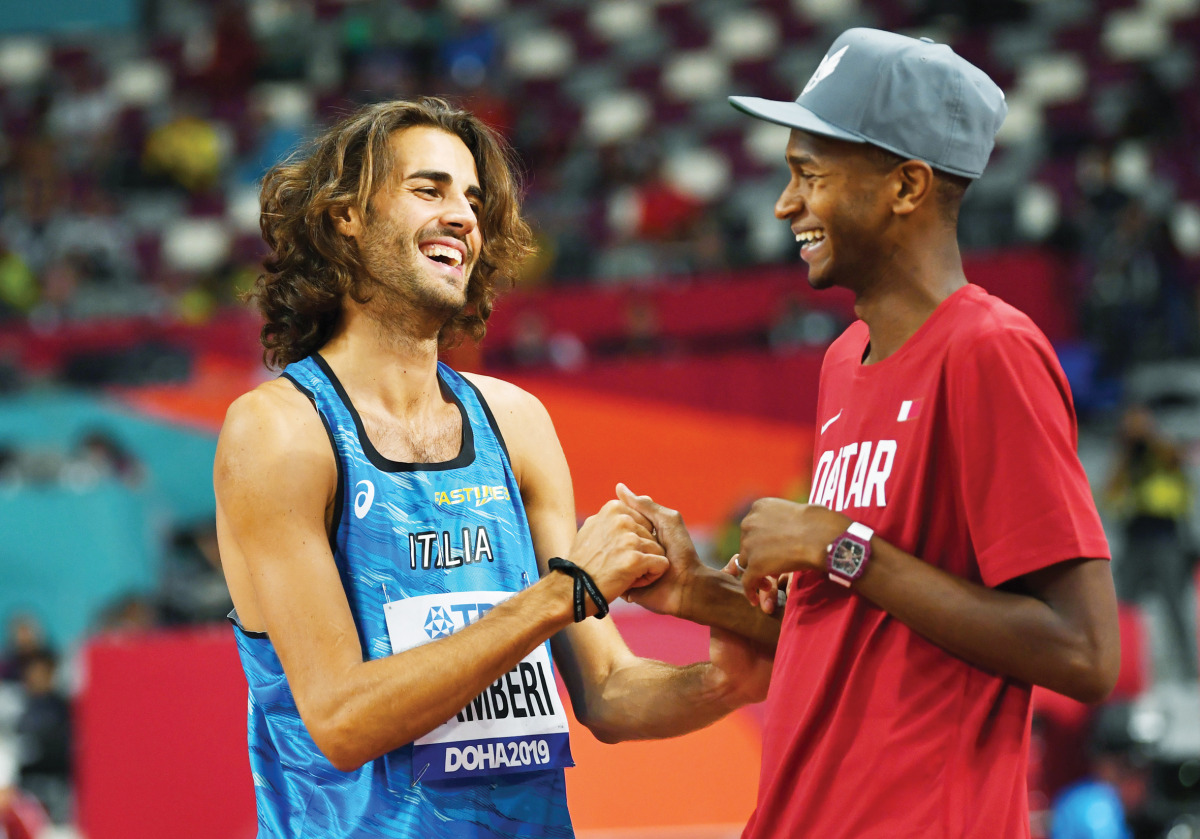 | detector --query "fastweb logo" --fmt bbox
[434,485,510,507]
